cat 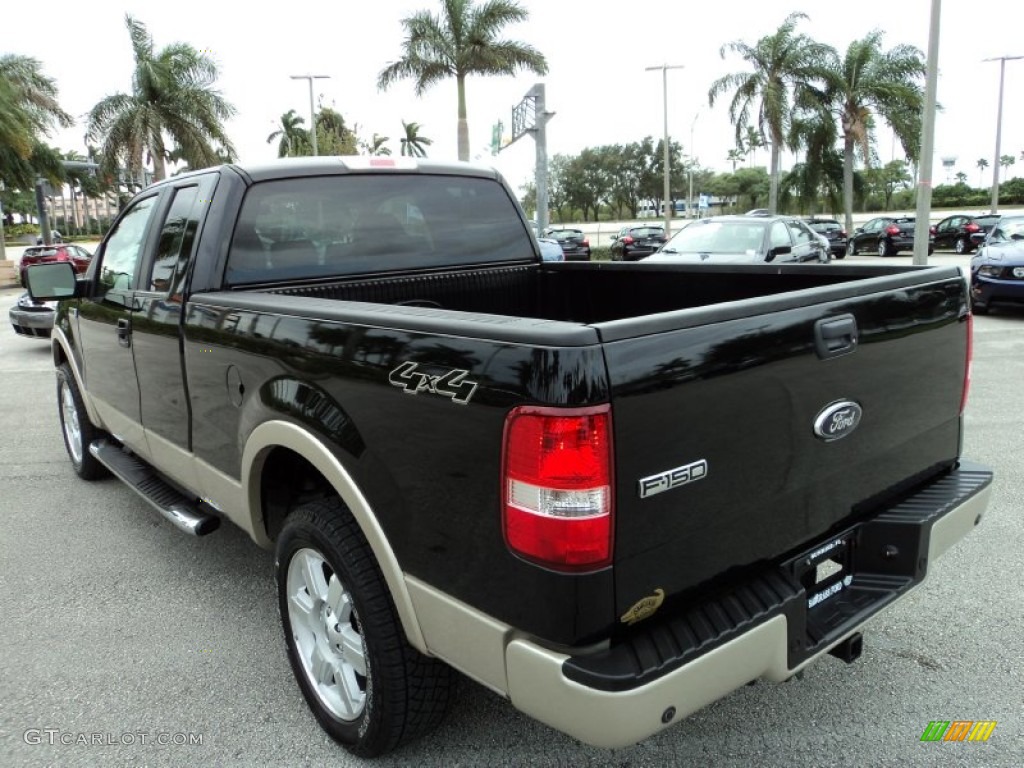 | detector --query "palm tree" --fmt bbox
[709,13,832,213]
[999,154,1016,181]
[367,134,392,156]
[726,148,744,172]
[87,15,237,182]
[785,107,839,214]
[741,127,764,167]
[377,0,548,161]
[955,171,968,186]
[400,120,433,157]
[0,54,73,189]
[817,31,925,236]
[977,157,989,188]
[266,109,309,158]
